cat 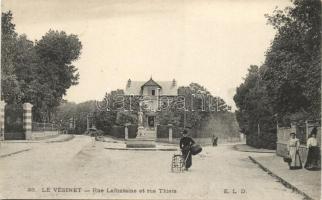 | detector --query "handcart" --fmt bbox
[171,152,184,172]
[171,151,191,172]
